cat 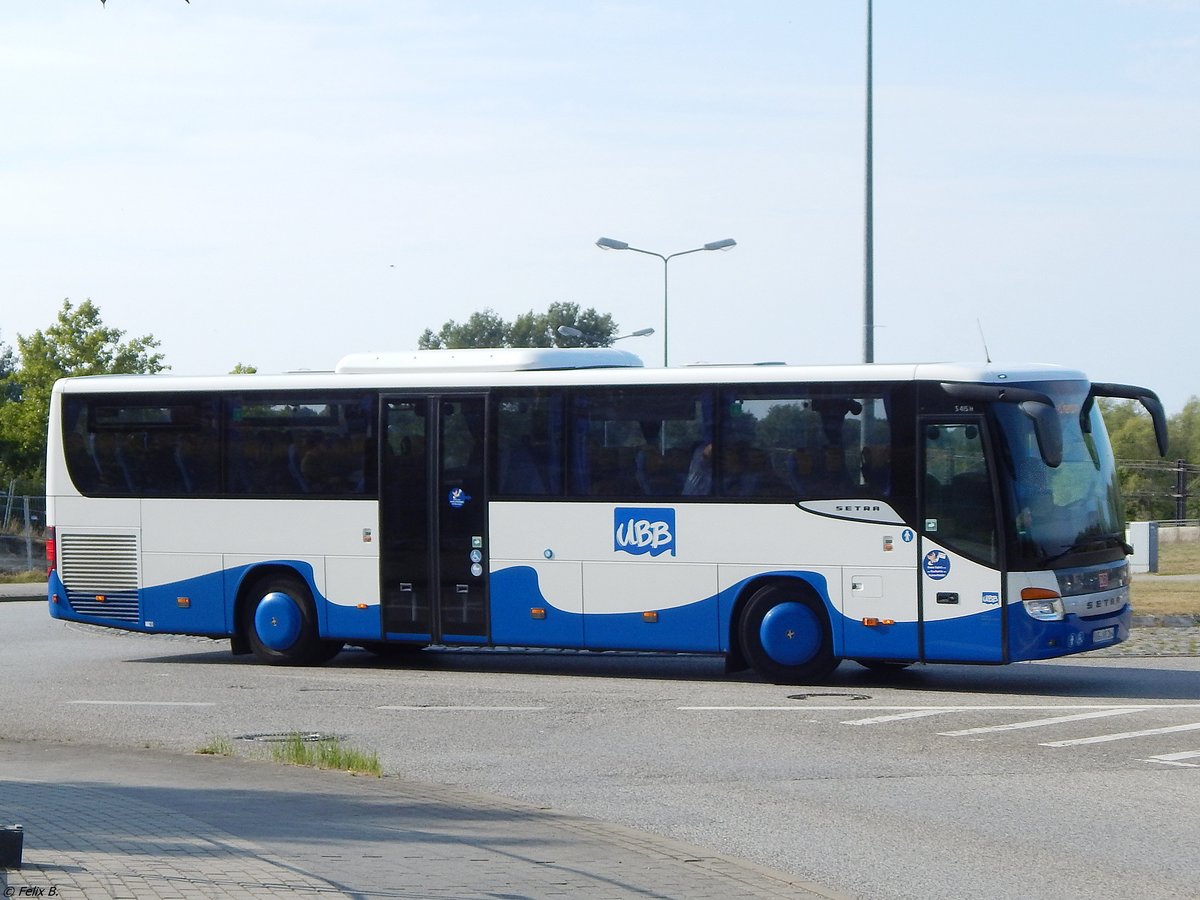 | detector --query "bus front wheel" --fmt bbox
[738,583,839,684]
[243,575,341,666]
